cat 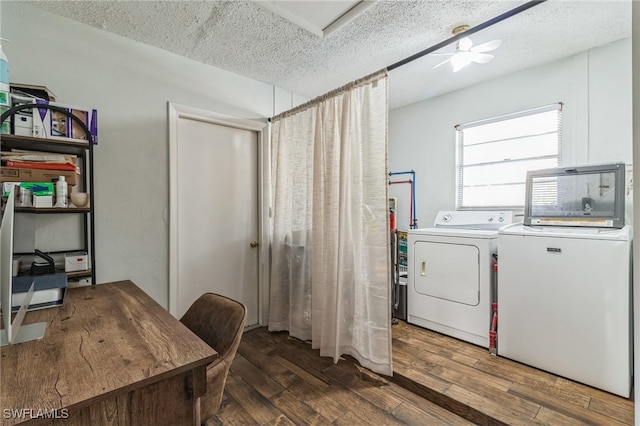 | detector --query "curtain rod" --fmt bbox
[387,0,547,72]
[269,0,547,122]
[270,69,386,123]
